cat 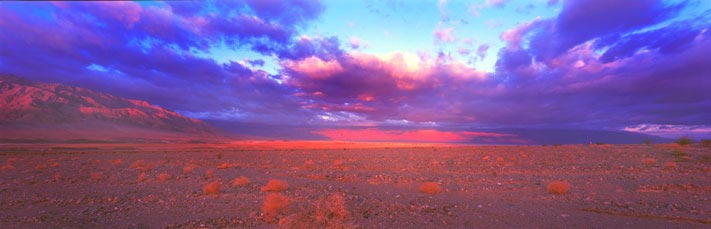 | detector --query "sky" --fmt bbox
[1,0,710,142]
